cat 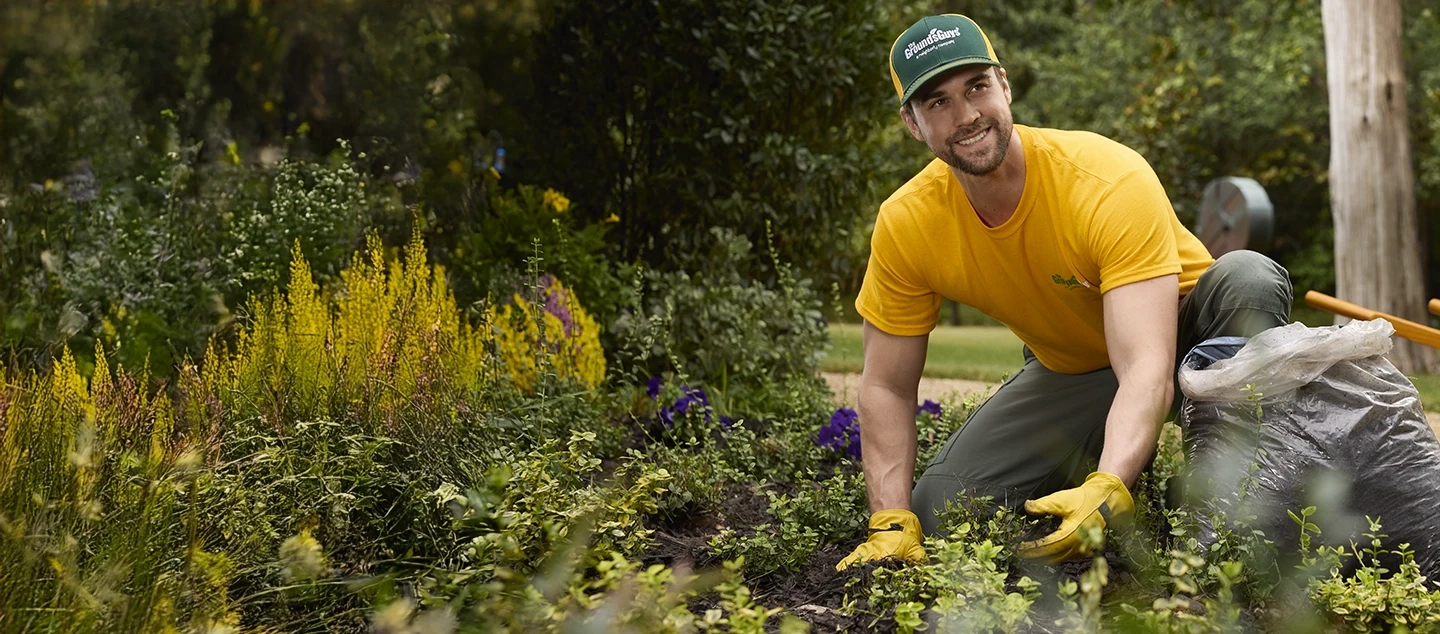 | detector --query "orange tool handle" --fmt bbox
[1304,291,1440,350]
[1429,298,1440,317]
